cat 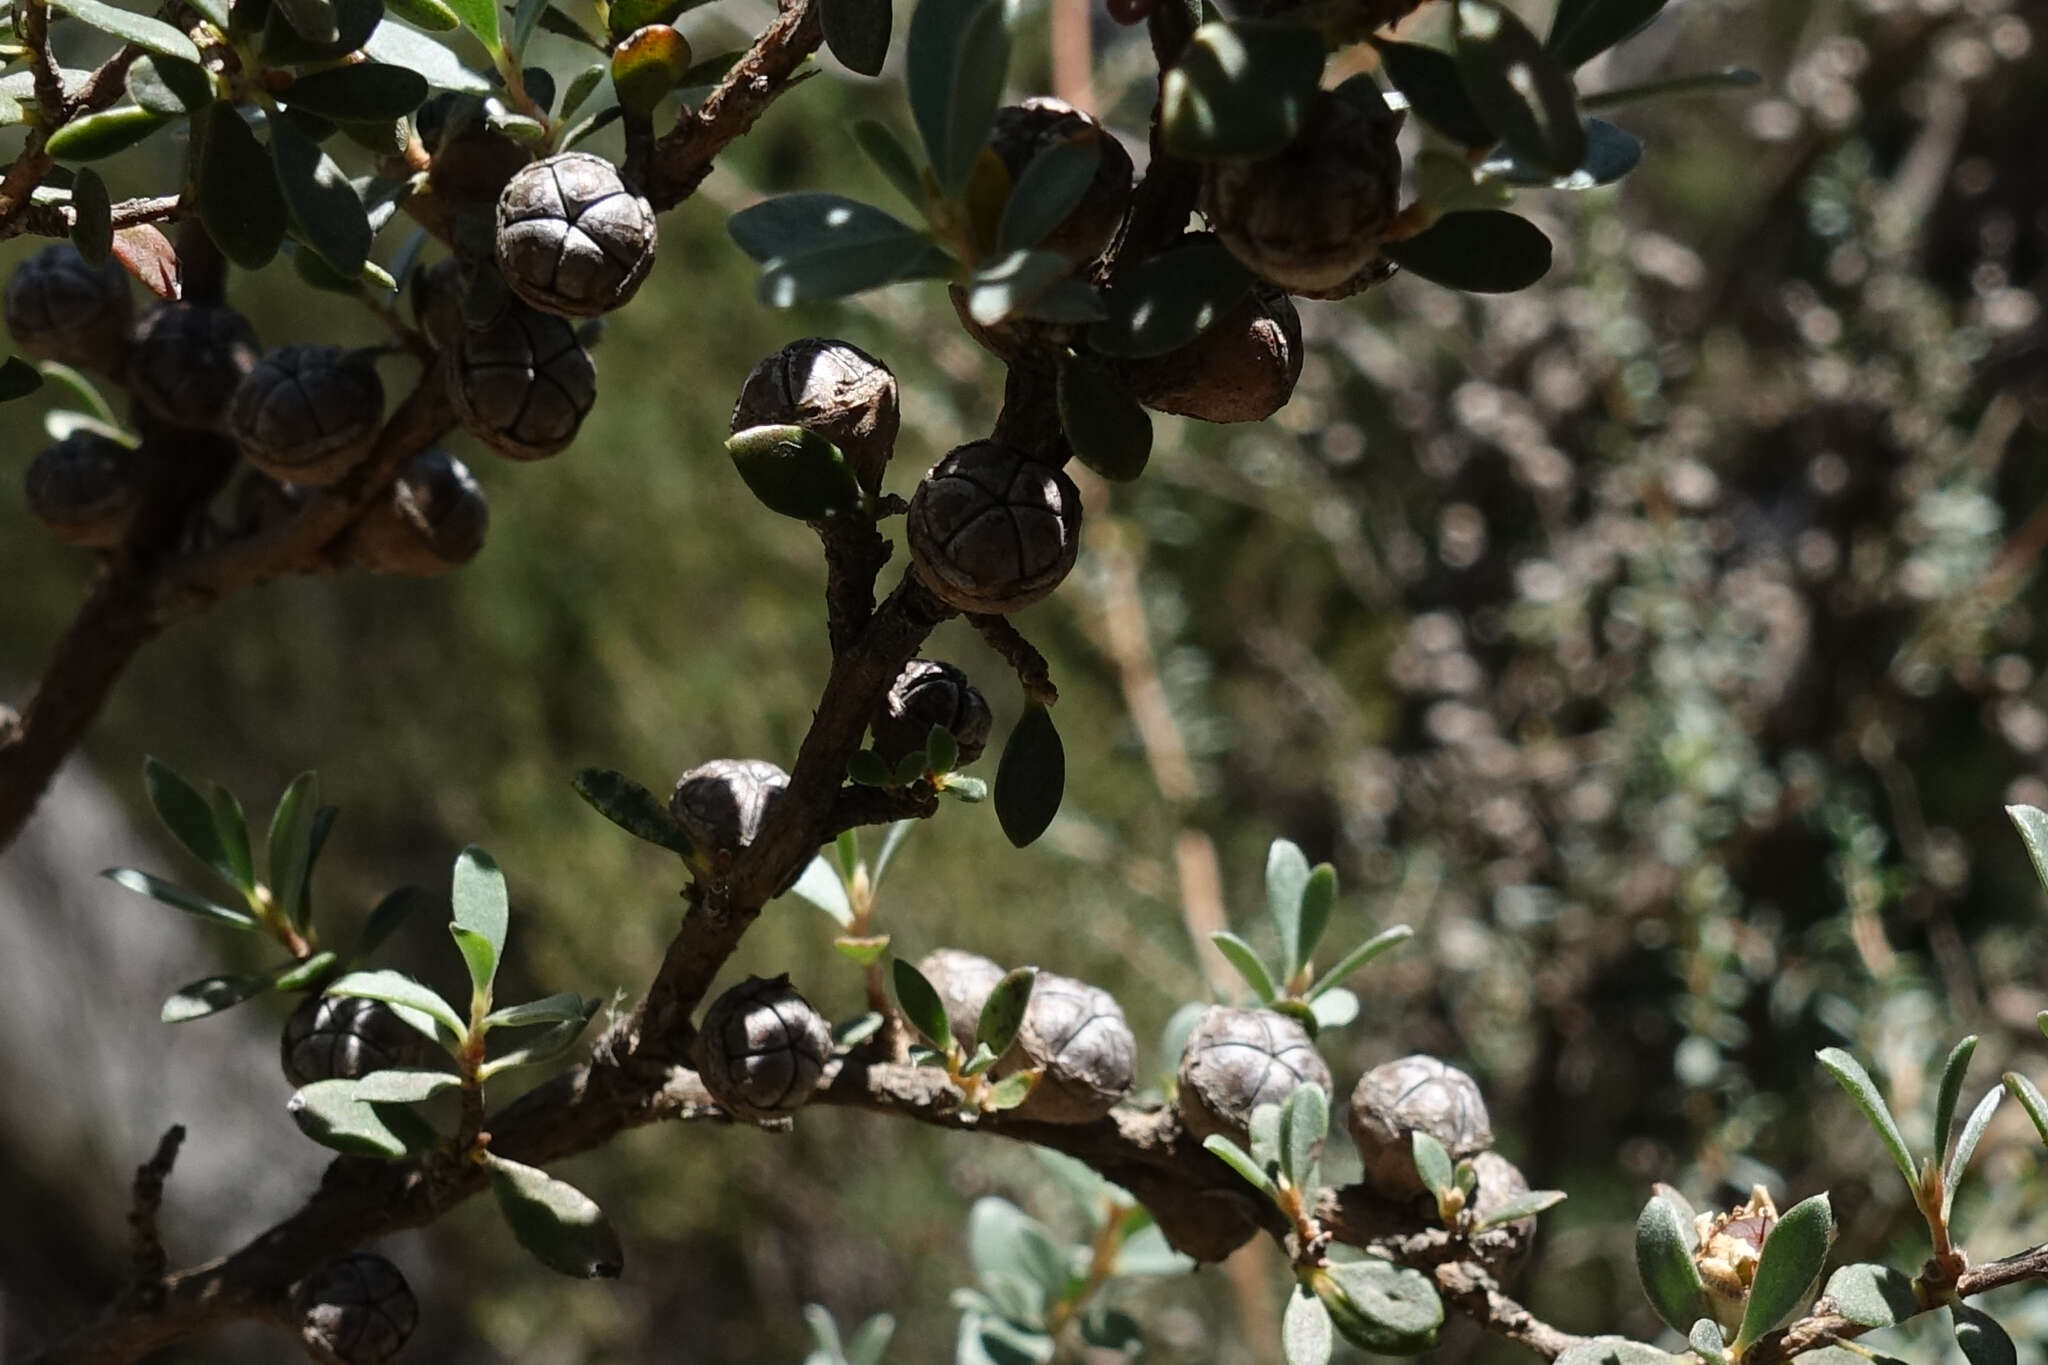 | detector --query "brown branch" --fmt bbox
[127,1125,186,1295]
[641,0,825,210]
[1746,1243,2048,1365]
[969,613,1058,705]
